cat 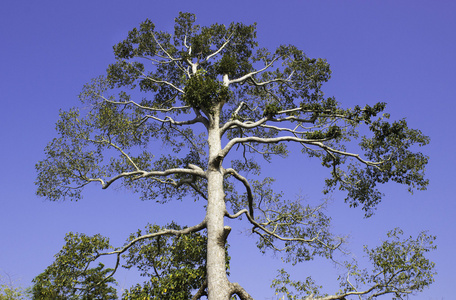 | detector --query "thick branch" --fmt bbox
[203,33,233,63]
[191,280,207,300]
[230,282,254,300]
[220,117,269,137]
